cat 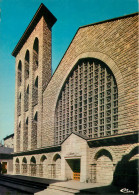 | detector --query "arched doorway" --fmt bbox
[39,155,47,177]
[52,154,61,179]
[95,149,113,184]
[22,157,27,175]
[113,146,139,193]
[15,158,20,174]
[30,156,36,176]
